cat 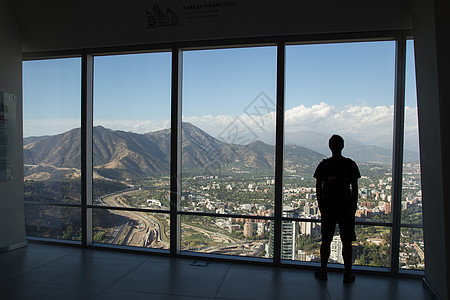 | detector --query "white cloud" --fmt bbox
[284,103,395,145]
[404,106,420,151]
[26,103,420,149]
[93,119,171,133]
[183,103,419,148]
